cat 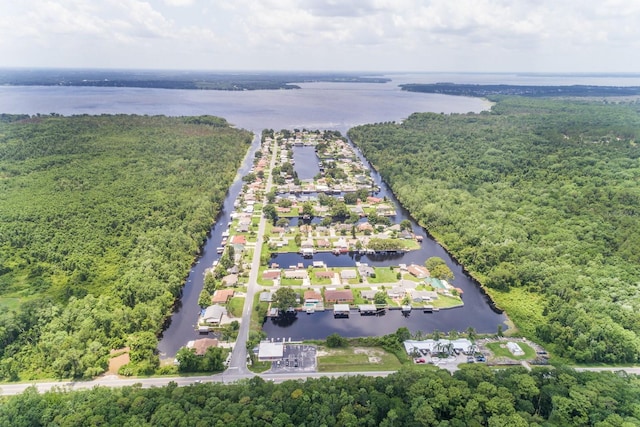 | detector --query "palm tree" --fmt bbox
[466,327,477,342]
